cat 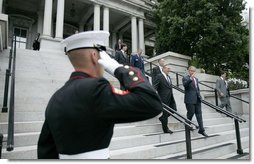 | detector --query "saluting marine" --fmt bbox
[37,31,163,159]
